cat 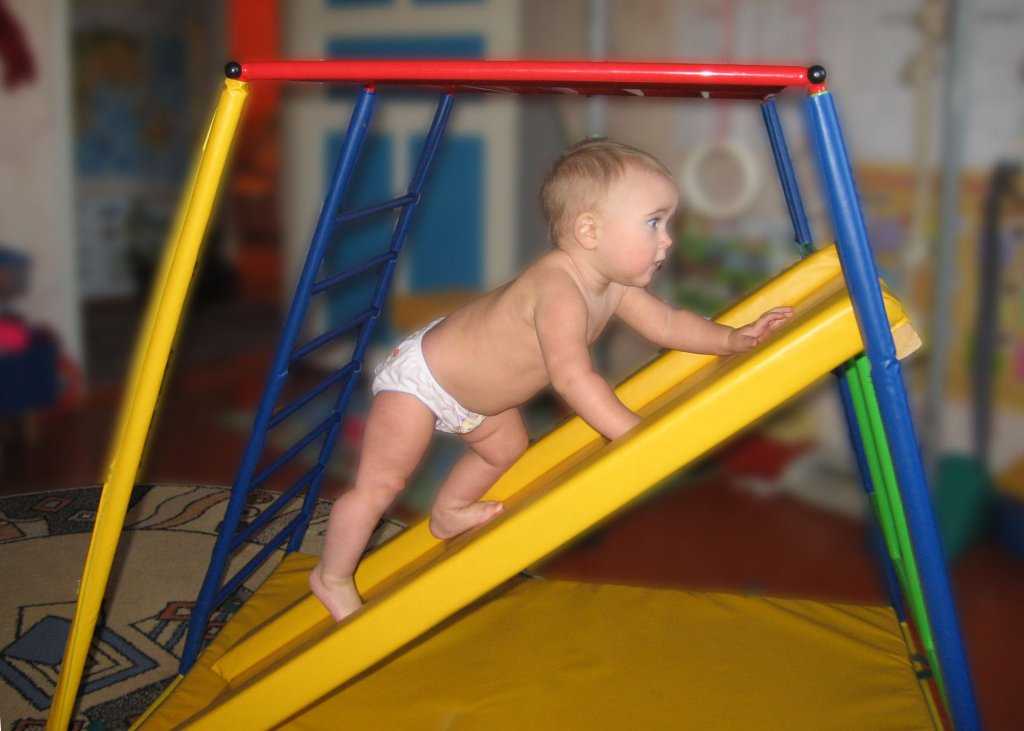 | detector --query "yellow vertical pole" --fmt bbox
[47,78,249,730]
